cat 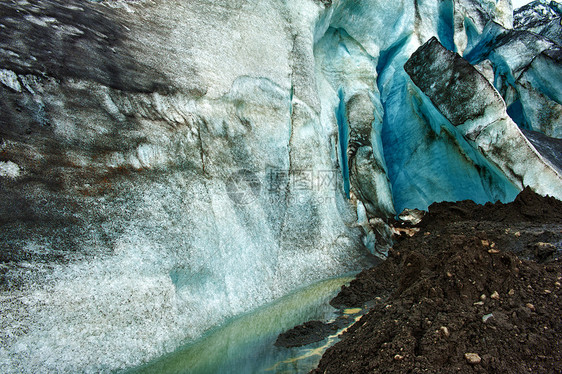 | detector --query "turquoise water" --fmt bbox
[124,276,358,374]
